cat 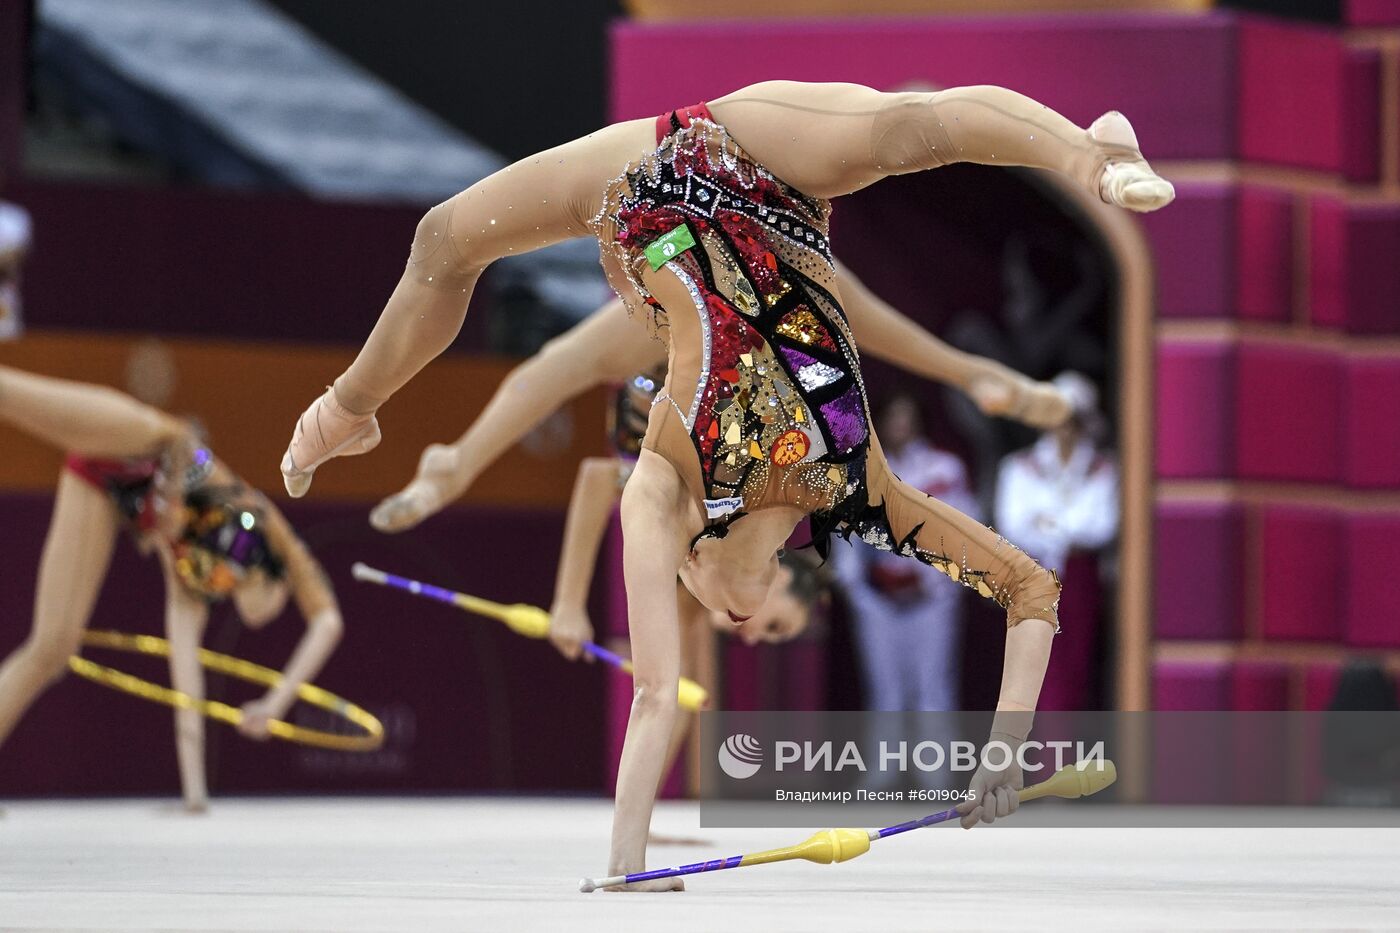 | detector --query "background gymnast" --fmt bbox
[0,365,344,812]
[277,81,1173,888]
